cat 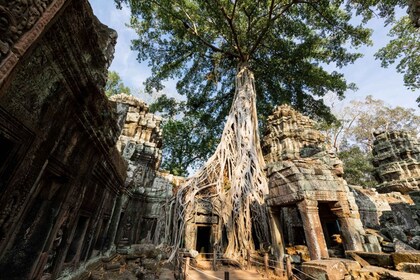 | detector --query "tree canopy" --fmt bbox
[342,96,419,152]
[115,0,417,260]
[375,16,420,91]
[105,70,132,97]
[115,0,382,174]
[320,96,419,188]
